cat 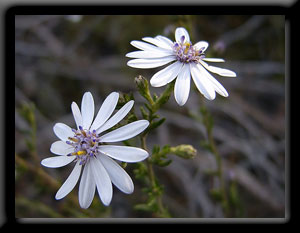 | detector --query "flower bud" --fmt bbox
[134,75,153,104]
[170,144,197,159]
[135,75,149,90]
